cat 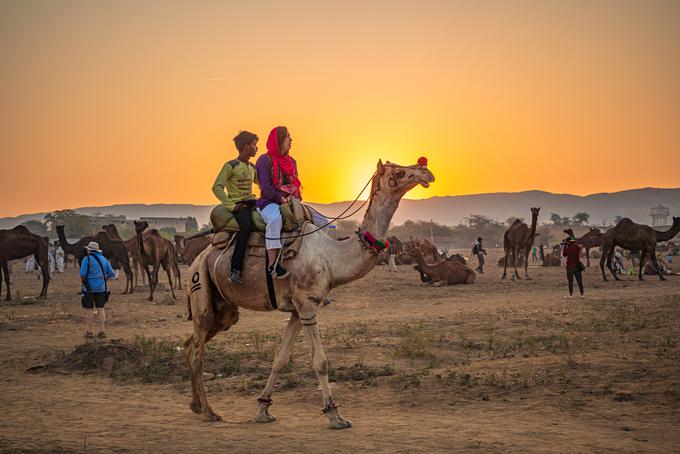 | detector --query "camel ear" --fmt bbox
[377,159,384,173]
